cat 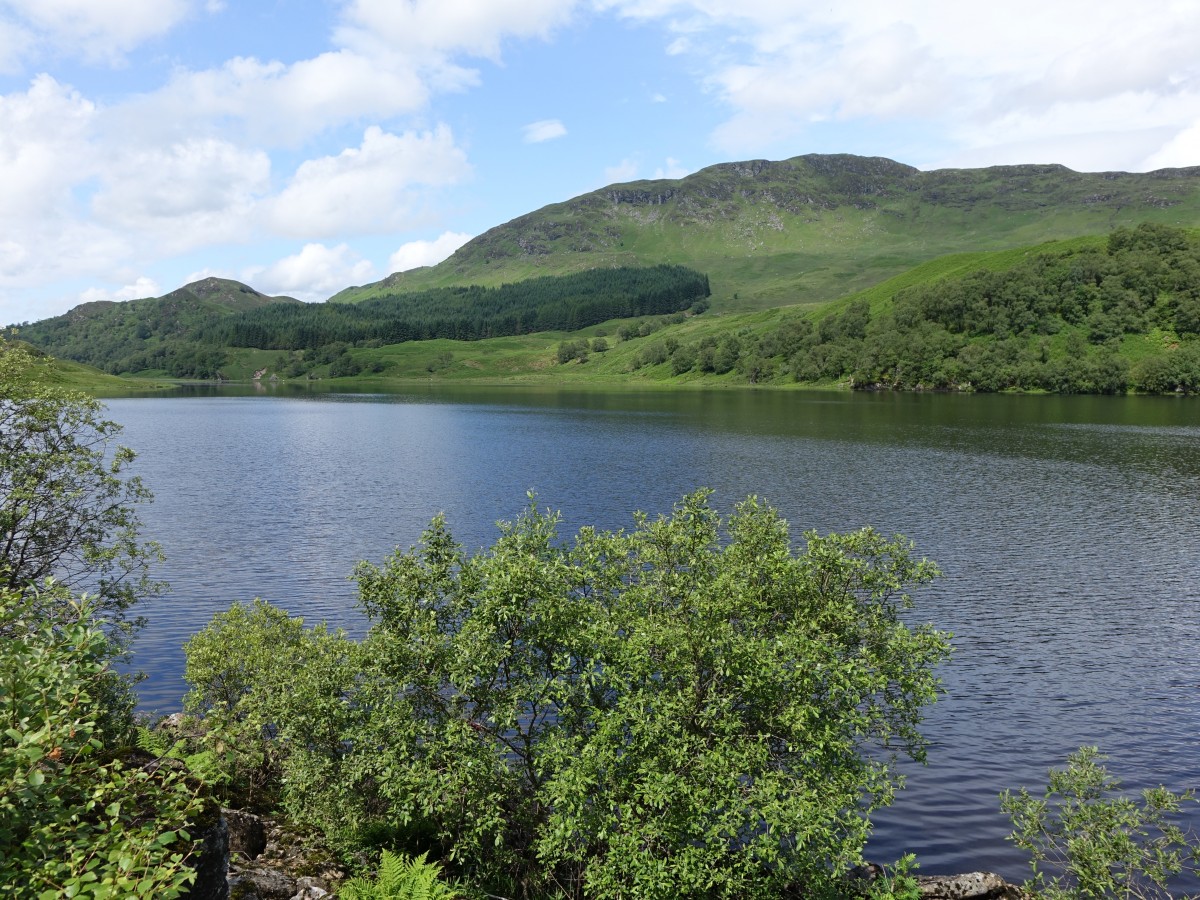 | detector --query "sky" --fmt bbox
[2,0,1200,325]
